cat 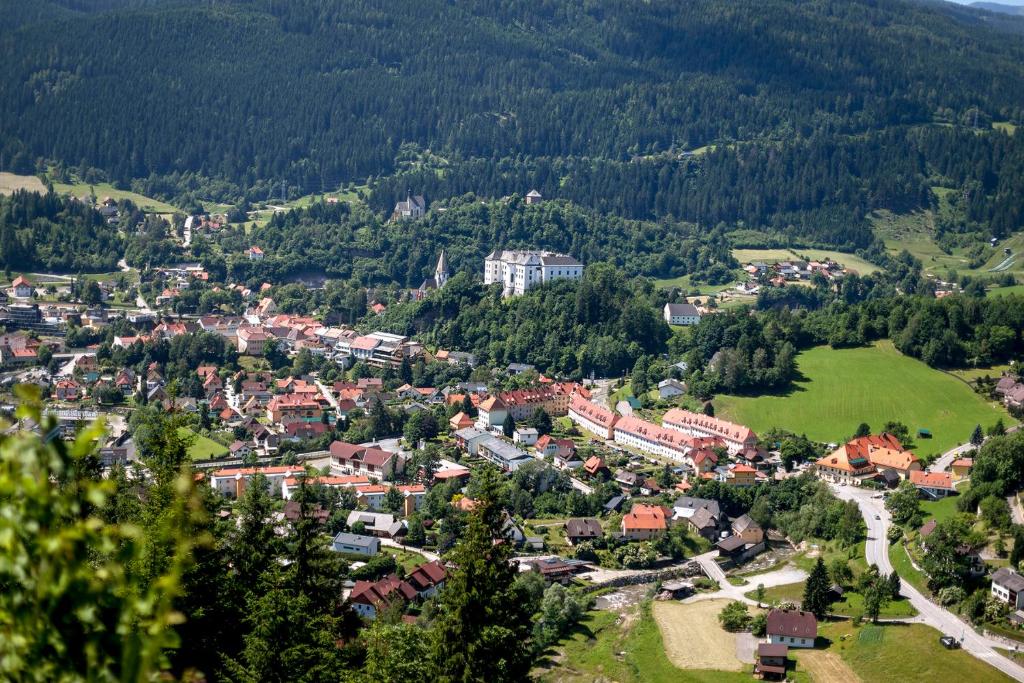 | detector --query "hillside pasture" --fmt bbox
[0,172,47,195]
[731,248,879,275]
[714,341,1011,454]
